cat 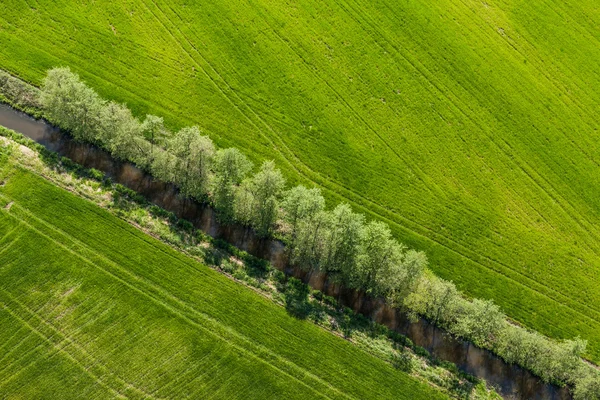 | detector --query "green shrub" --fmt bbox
[392,351,414,373]
[87,168,104,181]
[414,346,430,358]
[284,277,310,319]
